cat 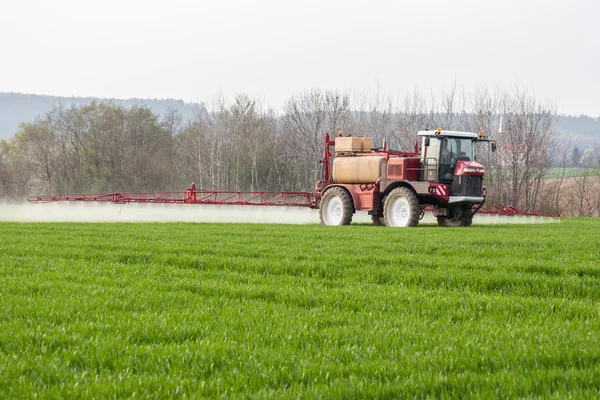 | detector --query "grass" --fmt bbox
[1,219,600,398]
[544,168,600,179]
